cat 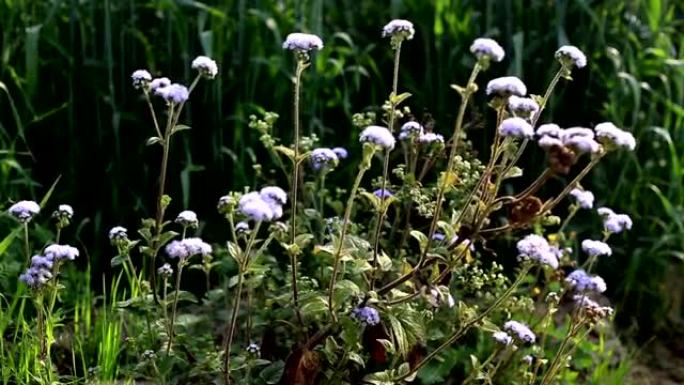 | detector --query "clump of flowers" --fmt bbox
[359,125,395,150]
[175,210,199,228]
[8,200,40,222]
[569,188,594,209]
[282,32,324,52]
[351,306,380,326]
[310,148,339,171]
[582,239,612,257]
[191,55,218,79]
[498,117,534,139]
[486,76,527,97]
[503,320,536,344]
[516,234,560,269]
[381,19,415,42]
[555,45,587,69]
[165,238,212,260]
[470,38,505,63]
[398,121,423,141]
[597,207,633,234]
[565,269,607,293]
